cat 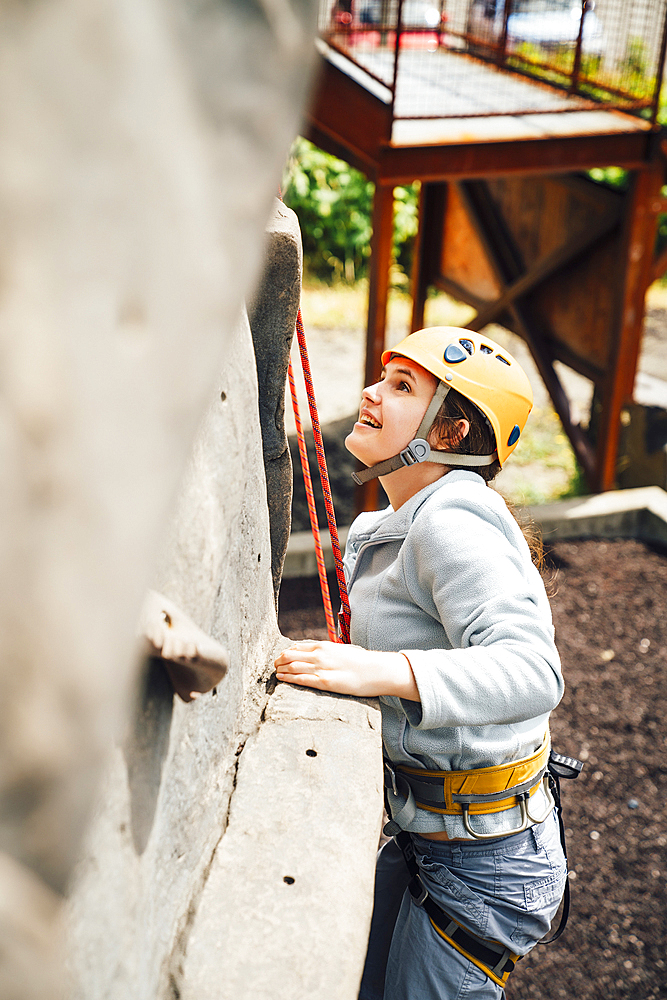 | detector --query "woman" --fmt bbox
[275,327,566,999]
